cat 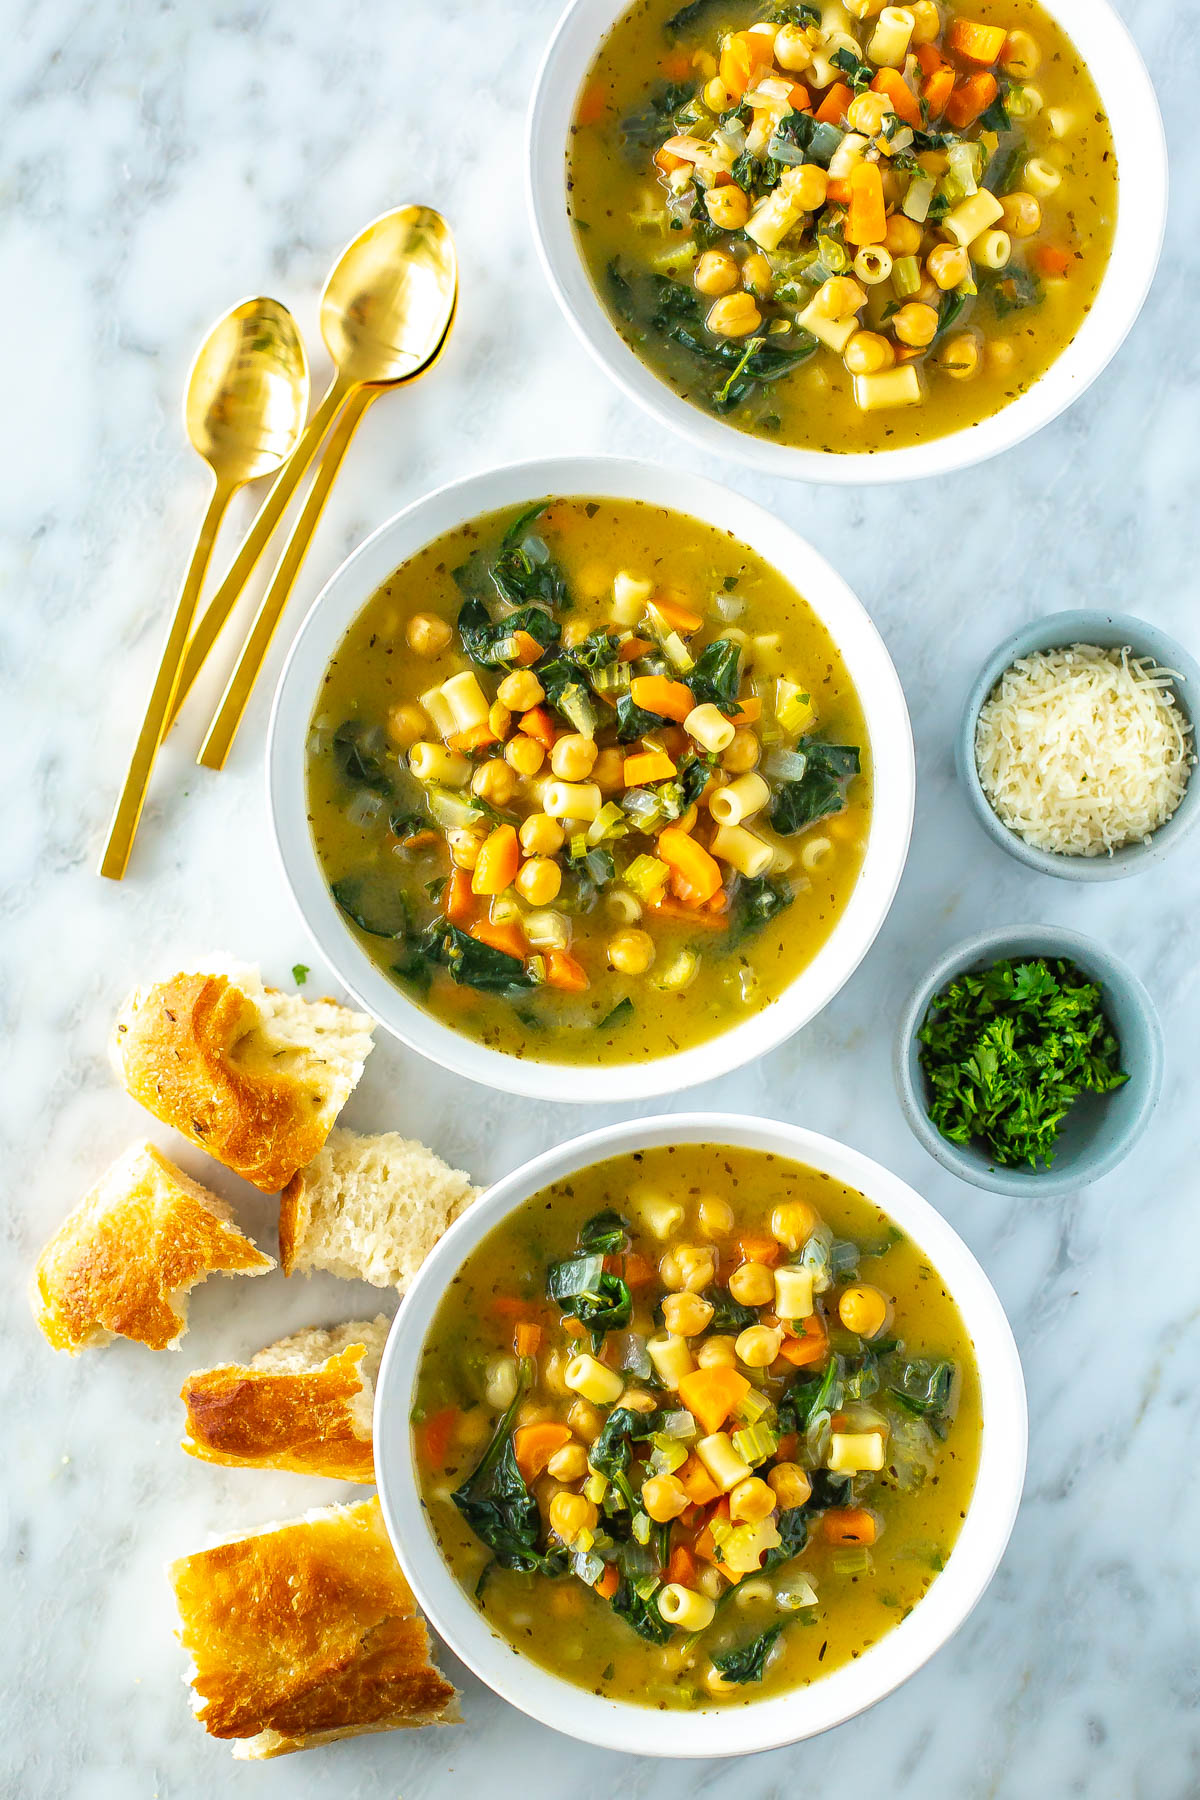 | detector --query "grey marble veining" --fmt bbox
[3,0,1198,1794]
